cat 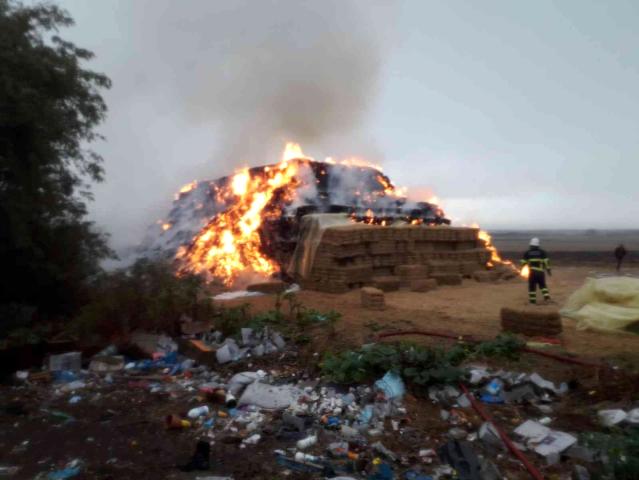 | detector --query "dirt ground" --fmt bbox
[224,265,639,363]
